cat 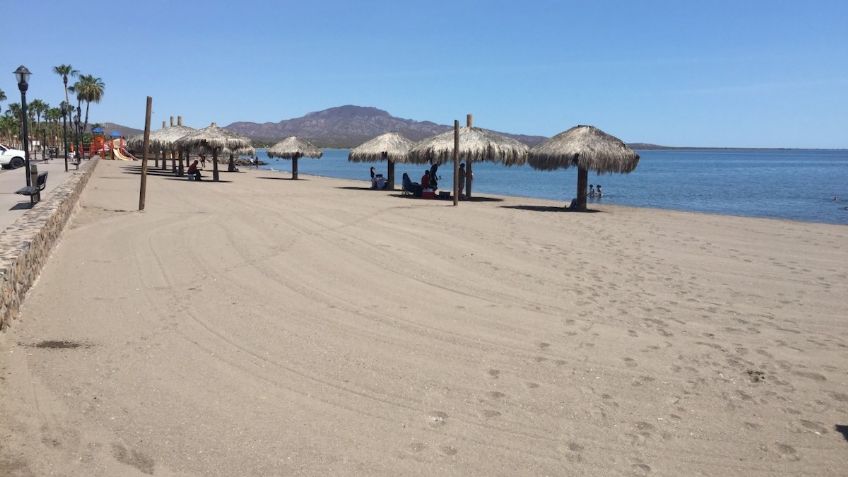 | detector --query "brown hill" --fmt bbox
[224,105,547,148]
